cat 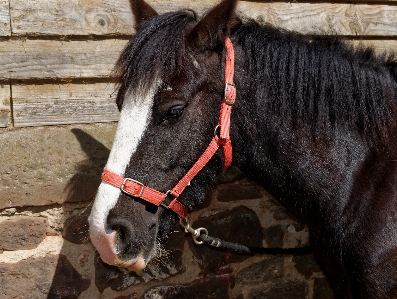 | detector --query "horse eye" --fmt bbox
[163,105,185,122]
